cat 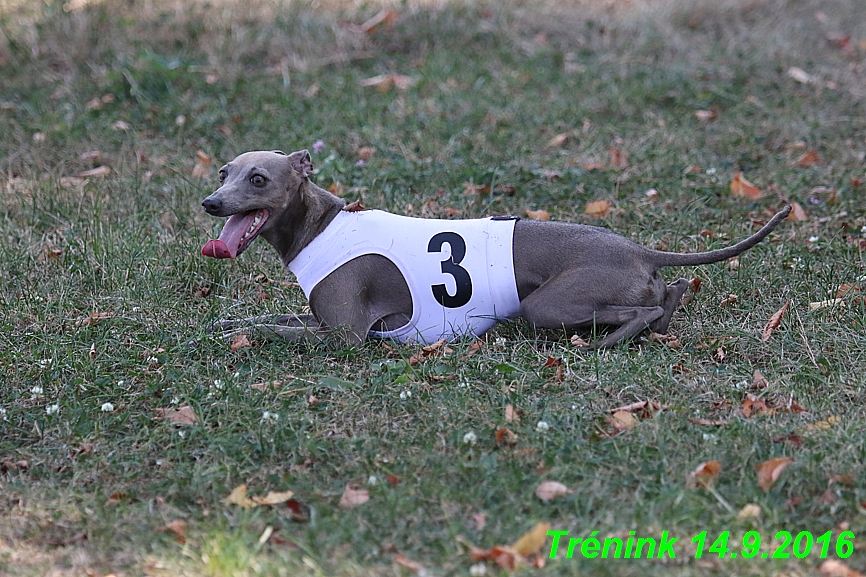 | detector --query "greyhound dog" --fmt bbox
[201,149,790,348]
